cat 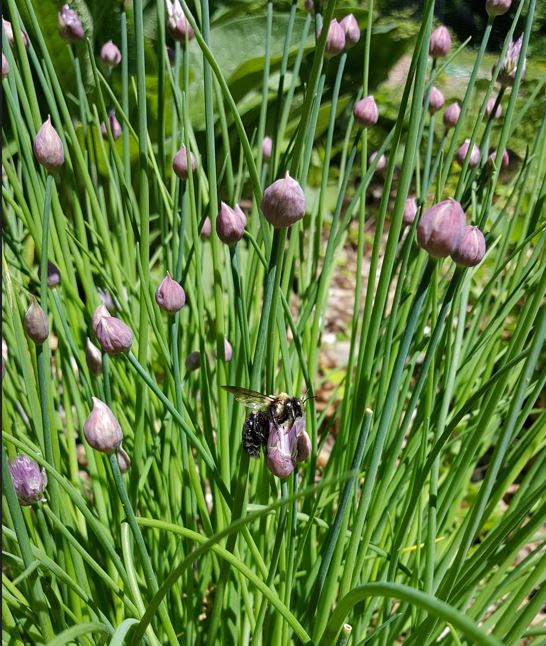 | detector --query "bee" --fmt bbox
[222,386,306,458]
